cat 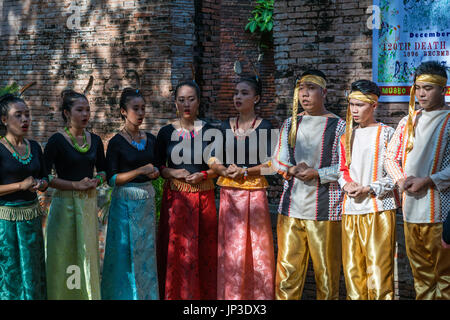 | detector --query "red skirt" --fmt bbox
[157,184,218,300]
